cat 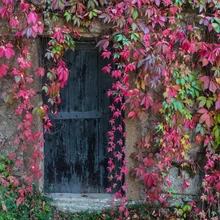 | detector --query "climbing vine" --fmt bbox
[0,0,219,219]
